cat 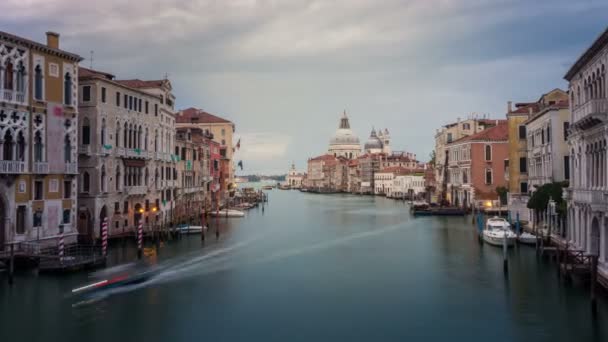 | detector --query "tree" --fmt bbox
[496,186,508,206]
[428,150,436,166]
[526,181,568,217]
